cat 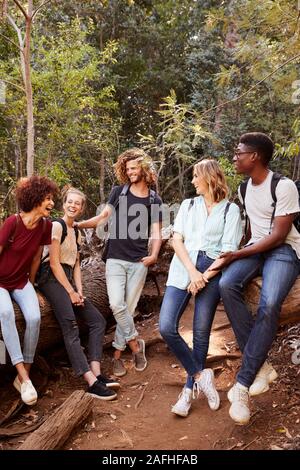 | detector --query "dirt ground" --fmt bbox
[0,301,300,451]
